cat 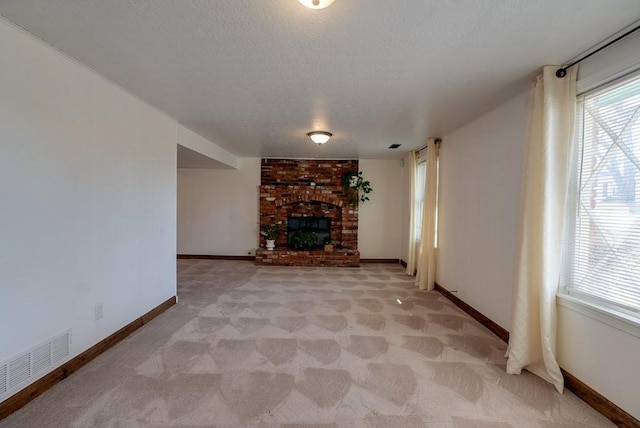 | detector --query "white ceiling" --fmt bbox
[2,0,640,160]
